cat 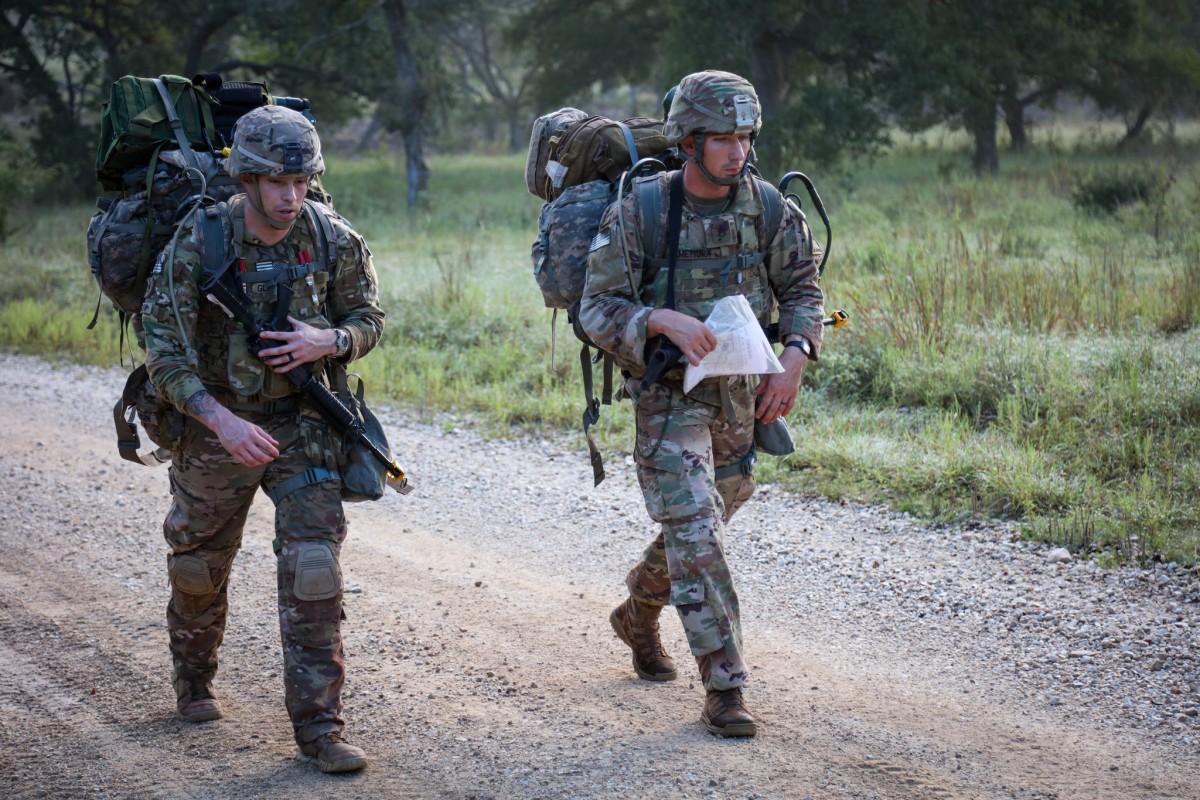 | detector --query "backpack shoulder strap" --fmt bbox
[636,173,666,264]
[196,202,232,281]
[302,198,339,273]
[615,121,638,165]
[753,176,784,253]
